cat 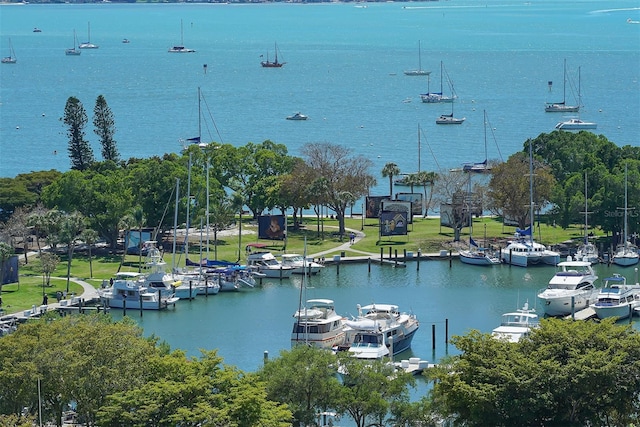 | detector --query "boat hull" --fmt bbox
[612,254,640,267]
[593,303,637,320]
[459,250,501,266]
[538,290,598,317]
